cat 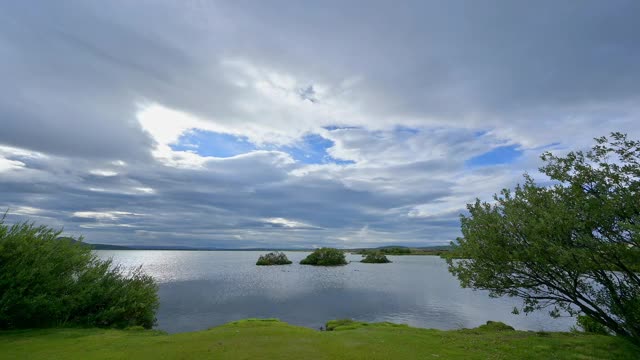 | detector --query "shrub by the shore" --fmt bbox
[256,252,292,265]
[361,251,391,263]
[0,218,158,329]
[476,321,515,332]
[300,248,347,266]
